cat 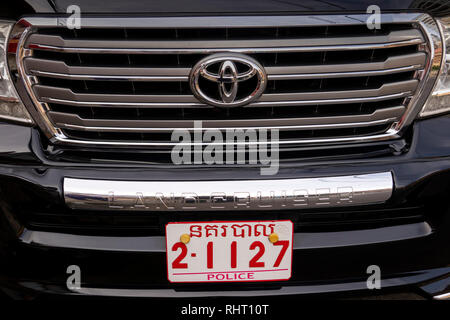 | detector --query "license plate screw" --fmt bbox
[180,233,191,244]
[269,233,279,243]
